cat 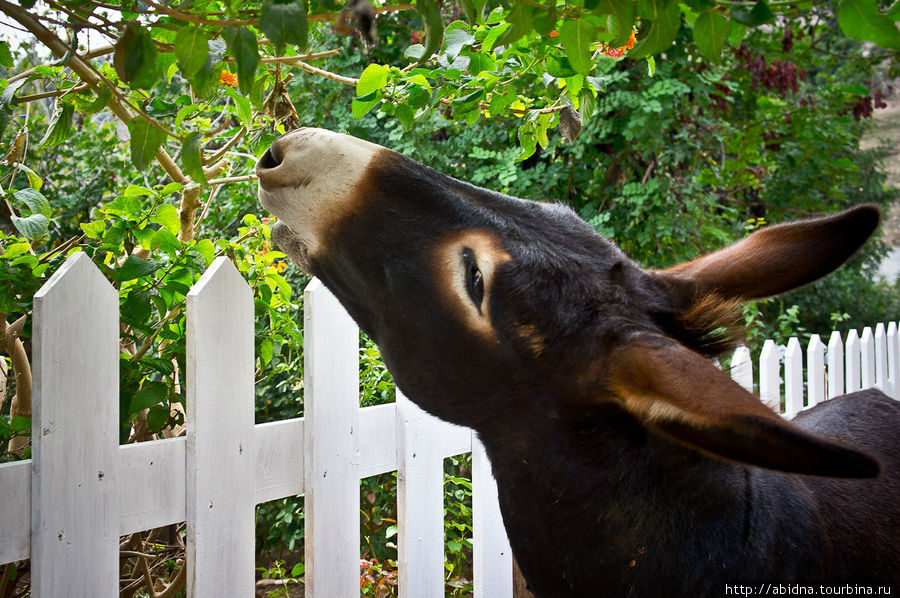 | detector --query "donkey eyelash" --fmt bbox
[462,247,484,310]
